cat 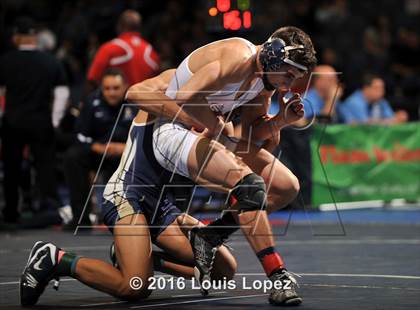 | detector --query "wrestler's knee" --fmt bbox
[286,173,300,200]
[267,174,300,211]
